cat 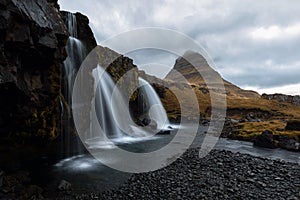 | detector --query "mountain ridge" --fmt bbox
[166,50,260,99]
